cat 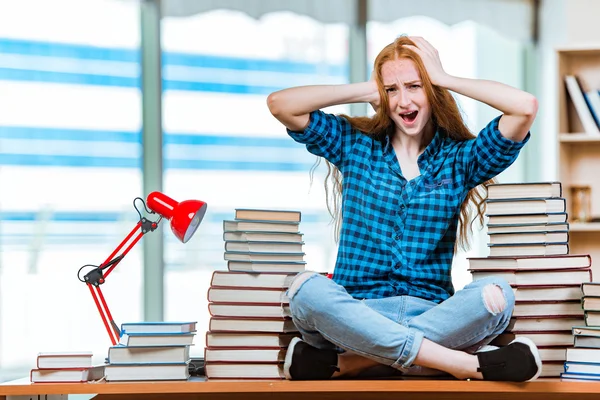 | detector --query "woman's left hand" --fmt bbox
[404,36,450,87]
